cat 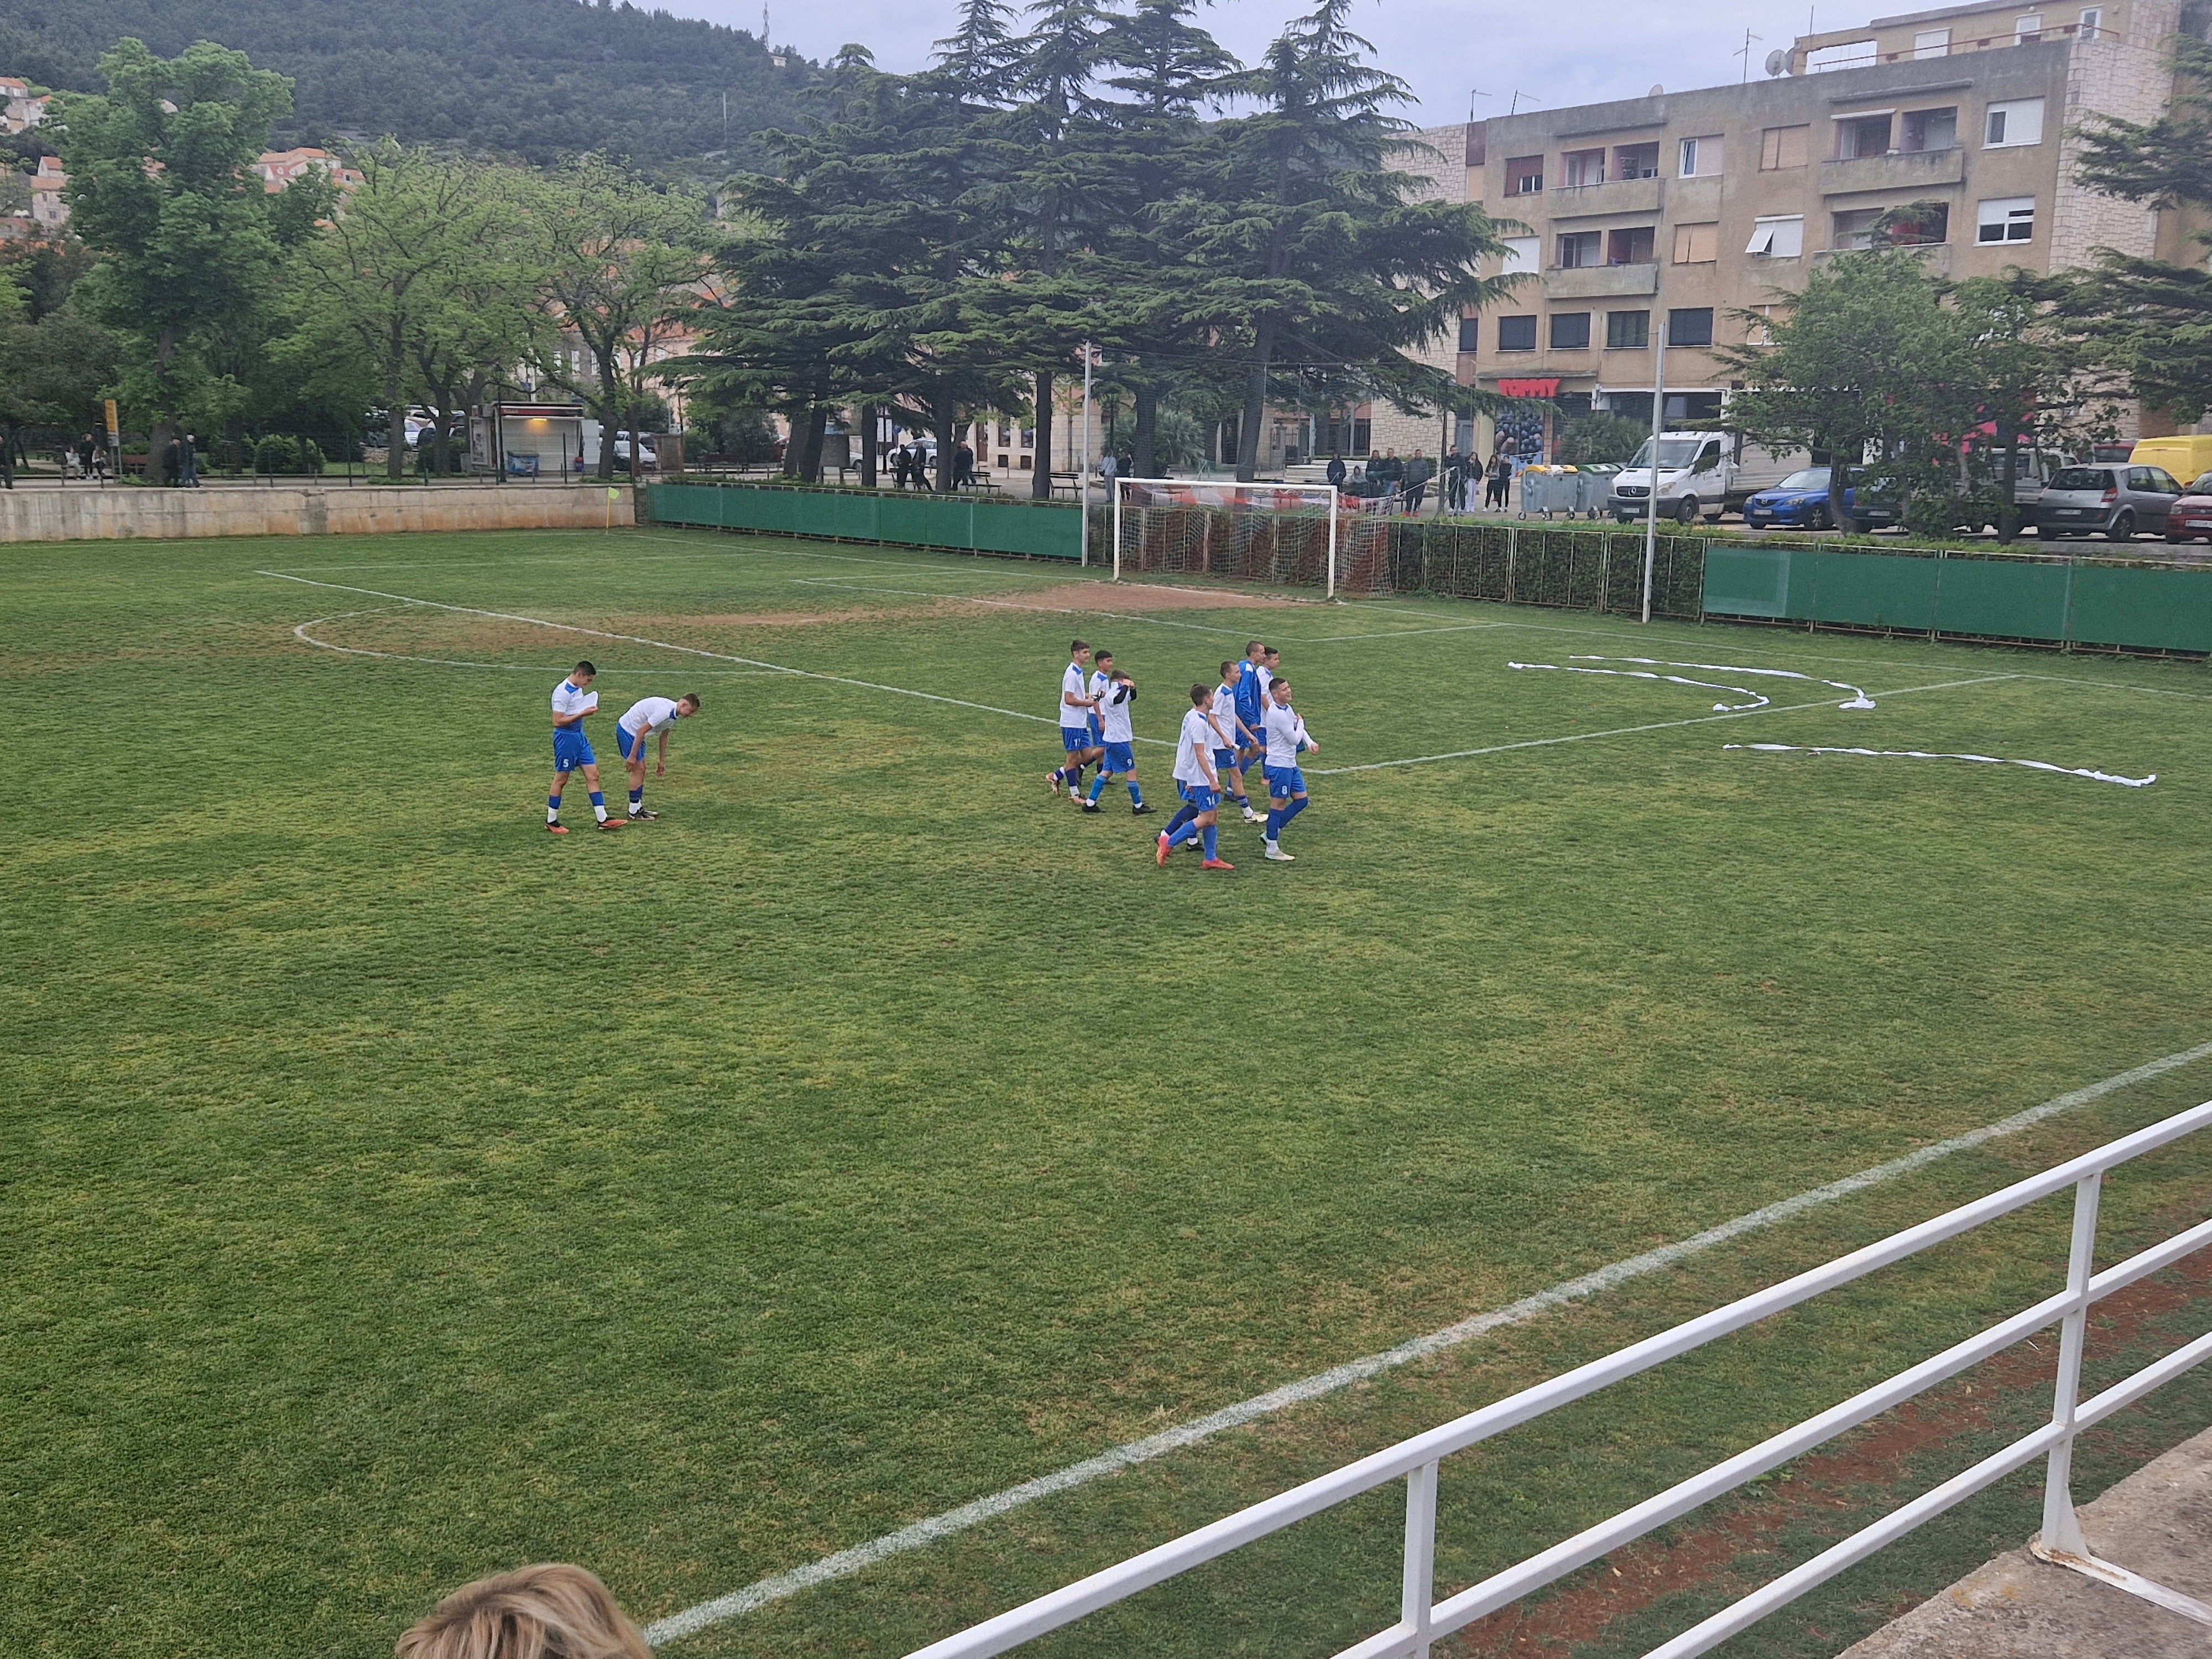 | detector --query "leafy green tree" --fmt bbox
[1555,413,1647,465]
[1168,0,1513,481]
[528,157,713,481]
[0,306,120,486]
[2063,35,2212,423]
[281,145,528,479]
[1719,251,1984,533]
[60,39,296,476]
